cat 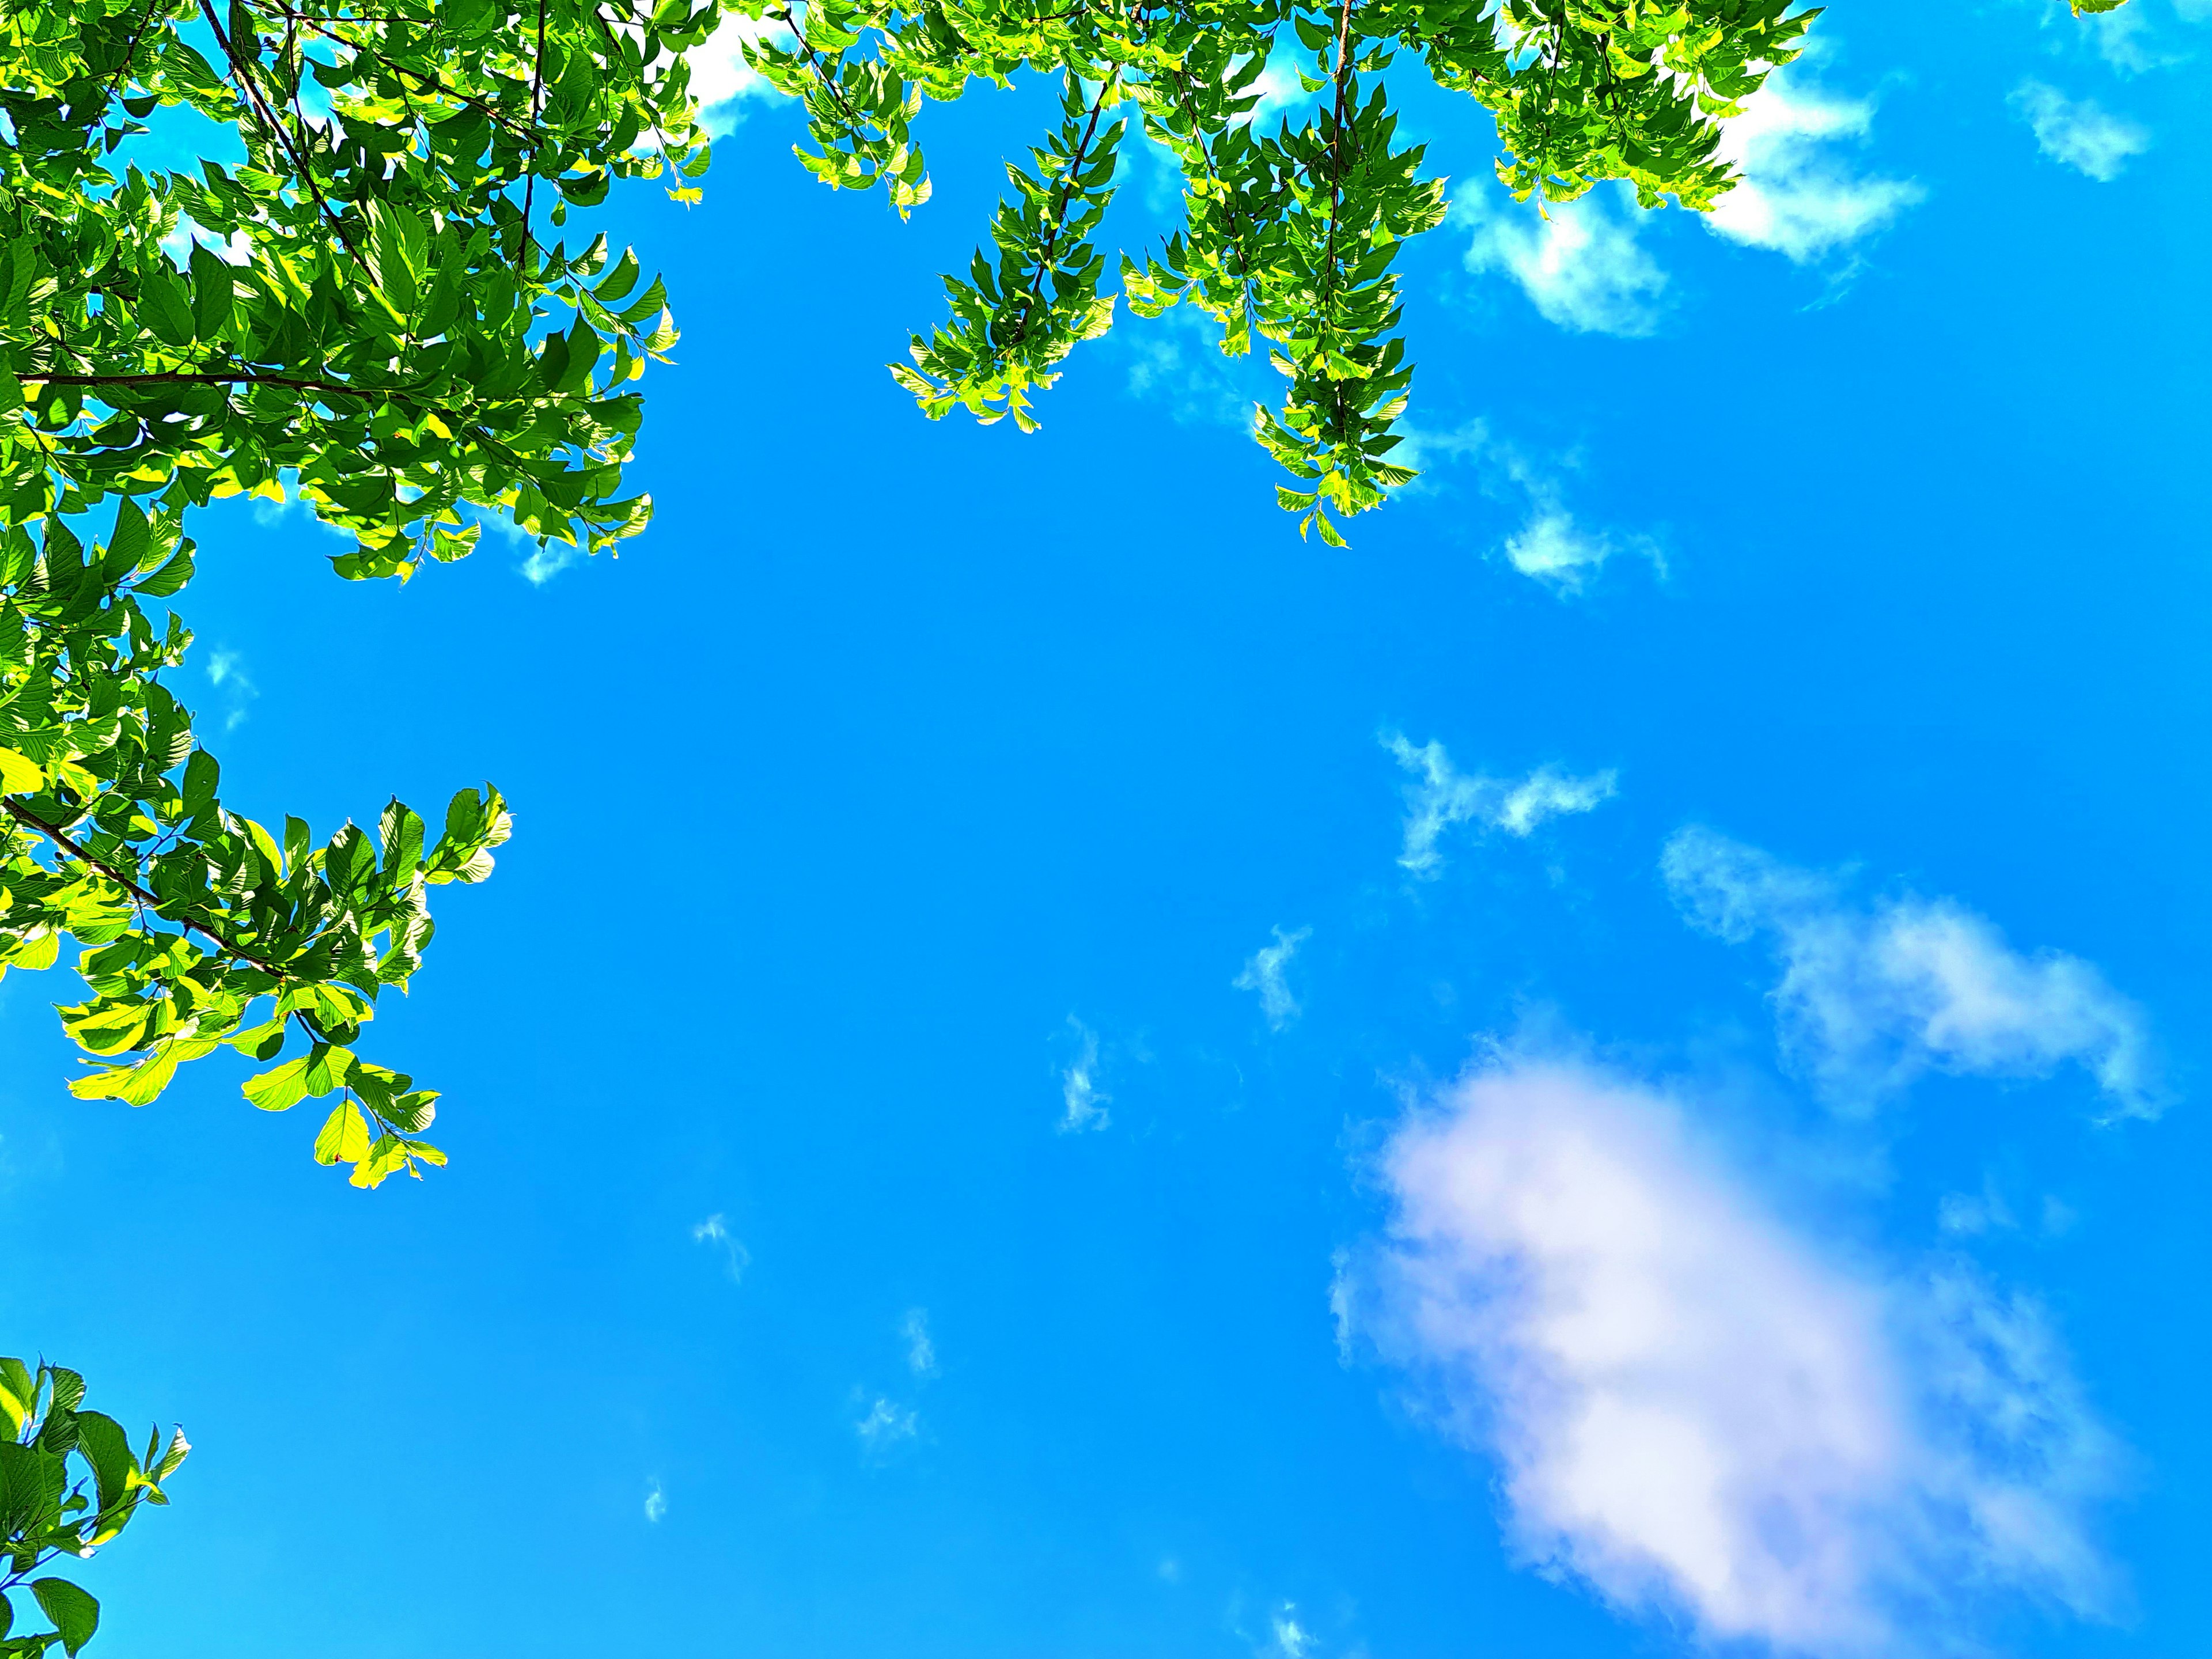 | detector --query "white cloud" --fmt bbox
[1661,827,2161,1119]
[2082,2,2189,73]
[1058,1017,1111,1133]
[1233,925,1311,1031]
[1706,72,1924,263]
[686,13,793,134]
[1269,1604,1315,1659]
[2011,82,2151,181]
[205,647,257,733]
[1385,734,1616,874]
[1390,422,1656,595]
[692,1212,751,1282]
[1459,182,1668,336]
[1502,509,1618,591]
[901,1307,938,1378]
[643,1479,666,1523]
[1366,1052,2126,1654]
[855,1396,918,1449]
